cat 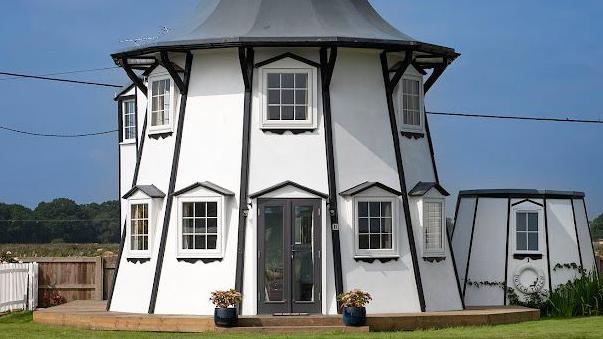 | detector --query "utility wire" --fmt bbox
[0,66,120,81]
[0,72,122,88]
[426,111,603,124]
[0,125,117,138]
